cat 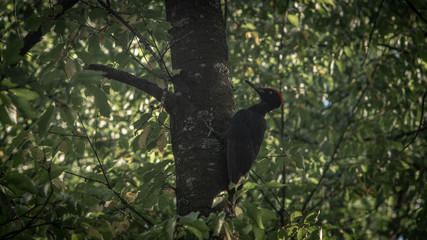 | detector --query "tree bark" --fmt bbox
[165,0,234,215]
